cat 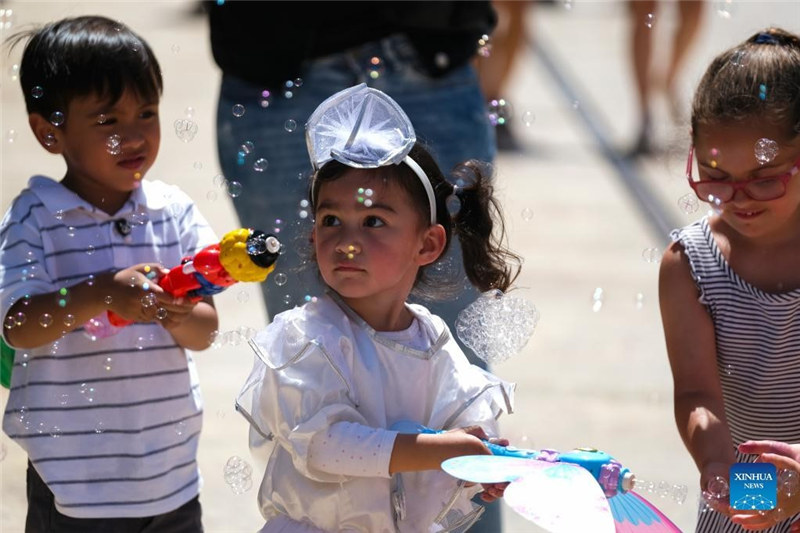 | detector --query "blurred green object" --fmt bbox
[1,337,14,388]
